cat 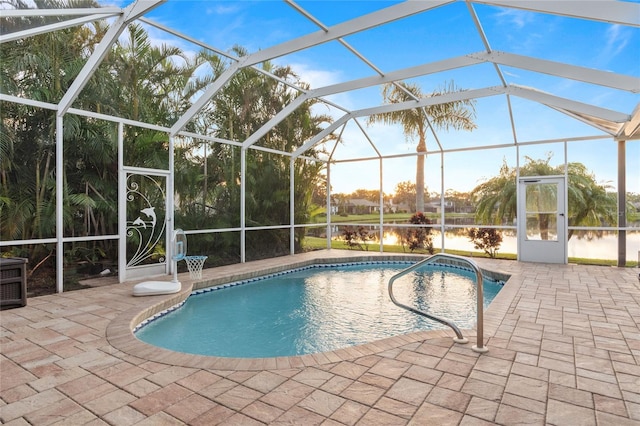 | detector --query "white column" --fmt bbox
[117,123,126,283]
[379,158,384,252]
[326,163,332,250]
[168,134,175,274]
[56,115,64,293]
[440,152,445,252]
[240,148,246,263]
[618,139,626,267]
[290,157,295,255]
